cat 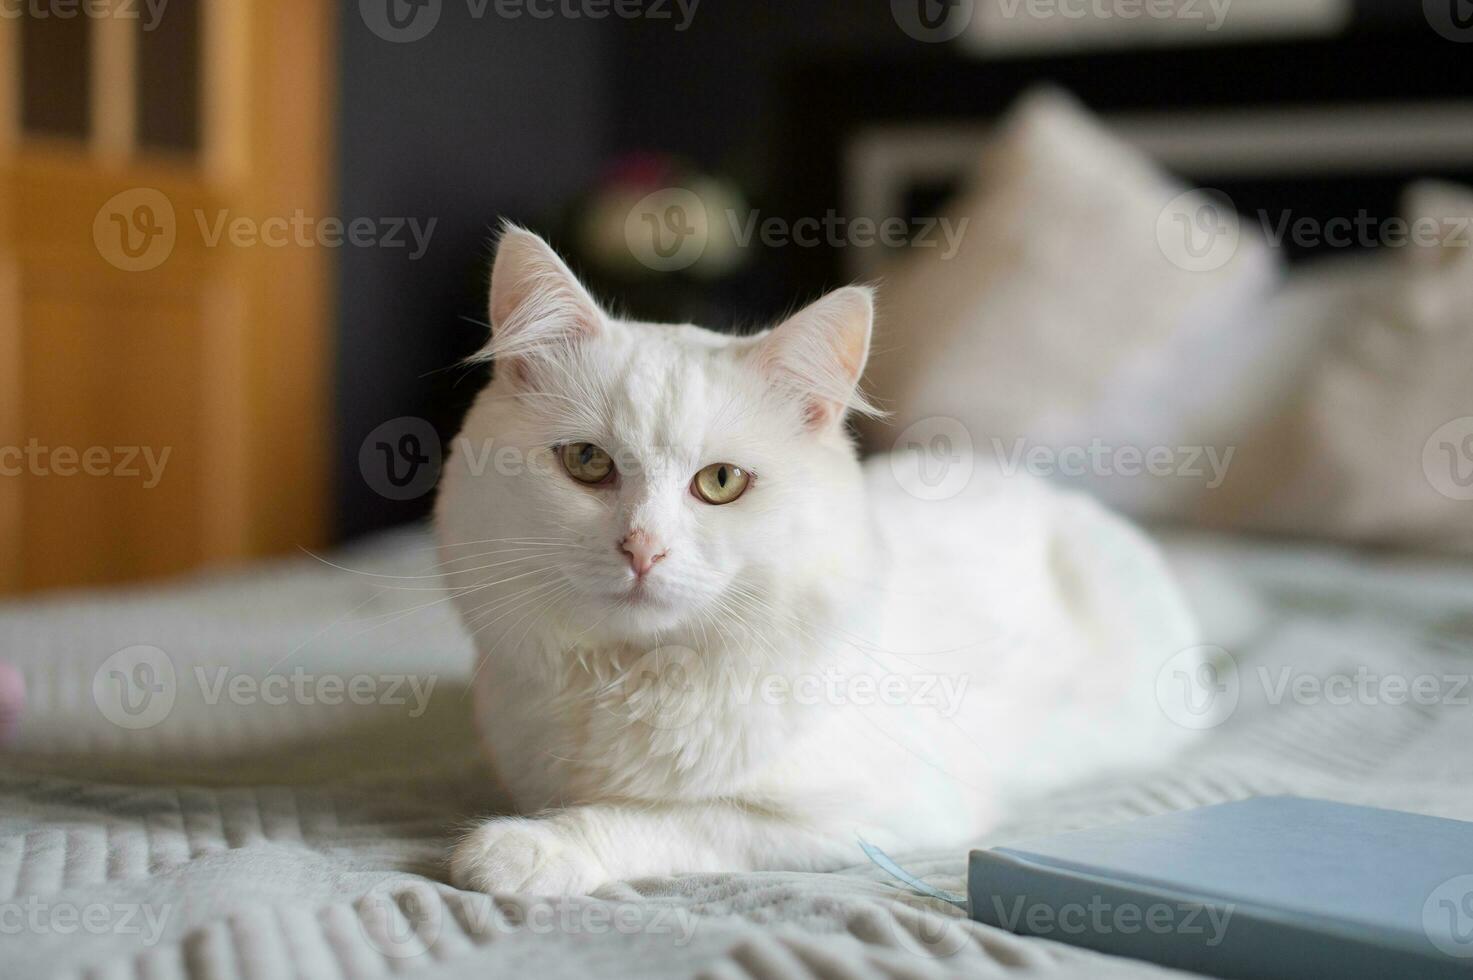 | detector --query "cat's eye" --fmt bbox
[692,463,750,505]
[560,443,615,485]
